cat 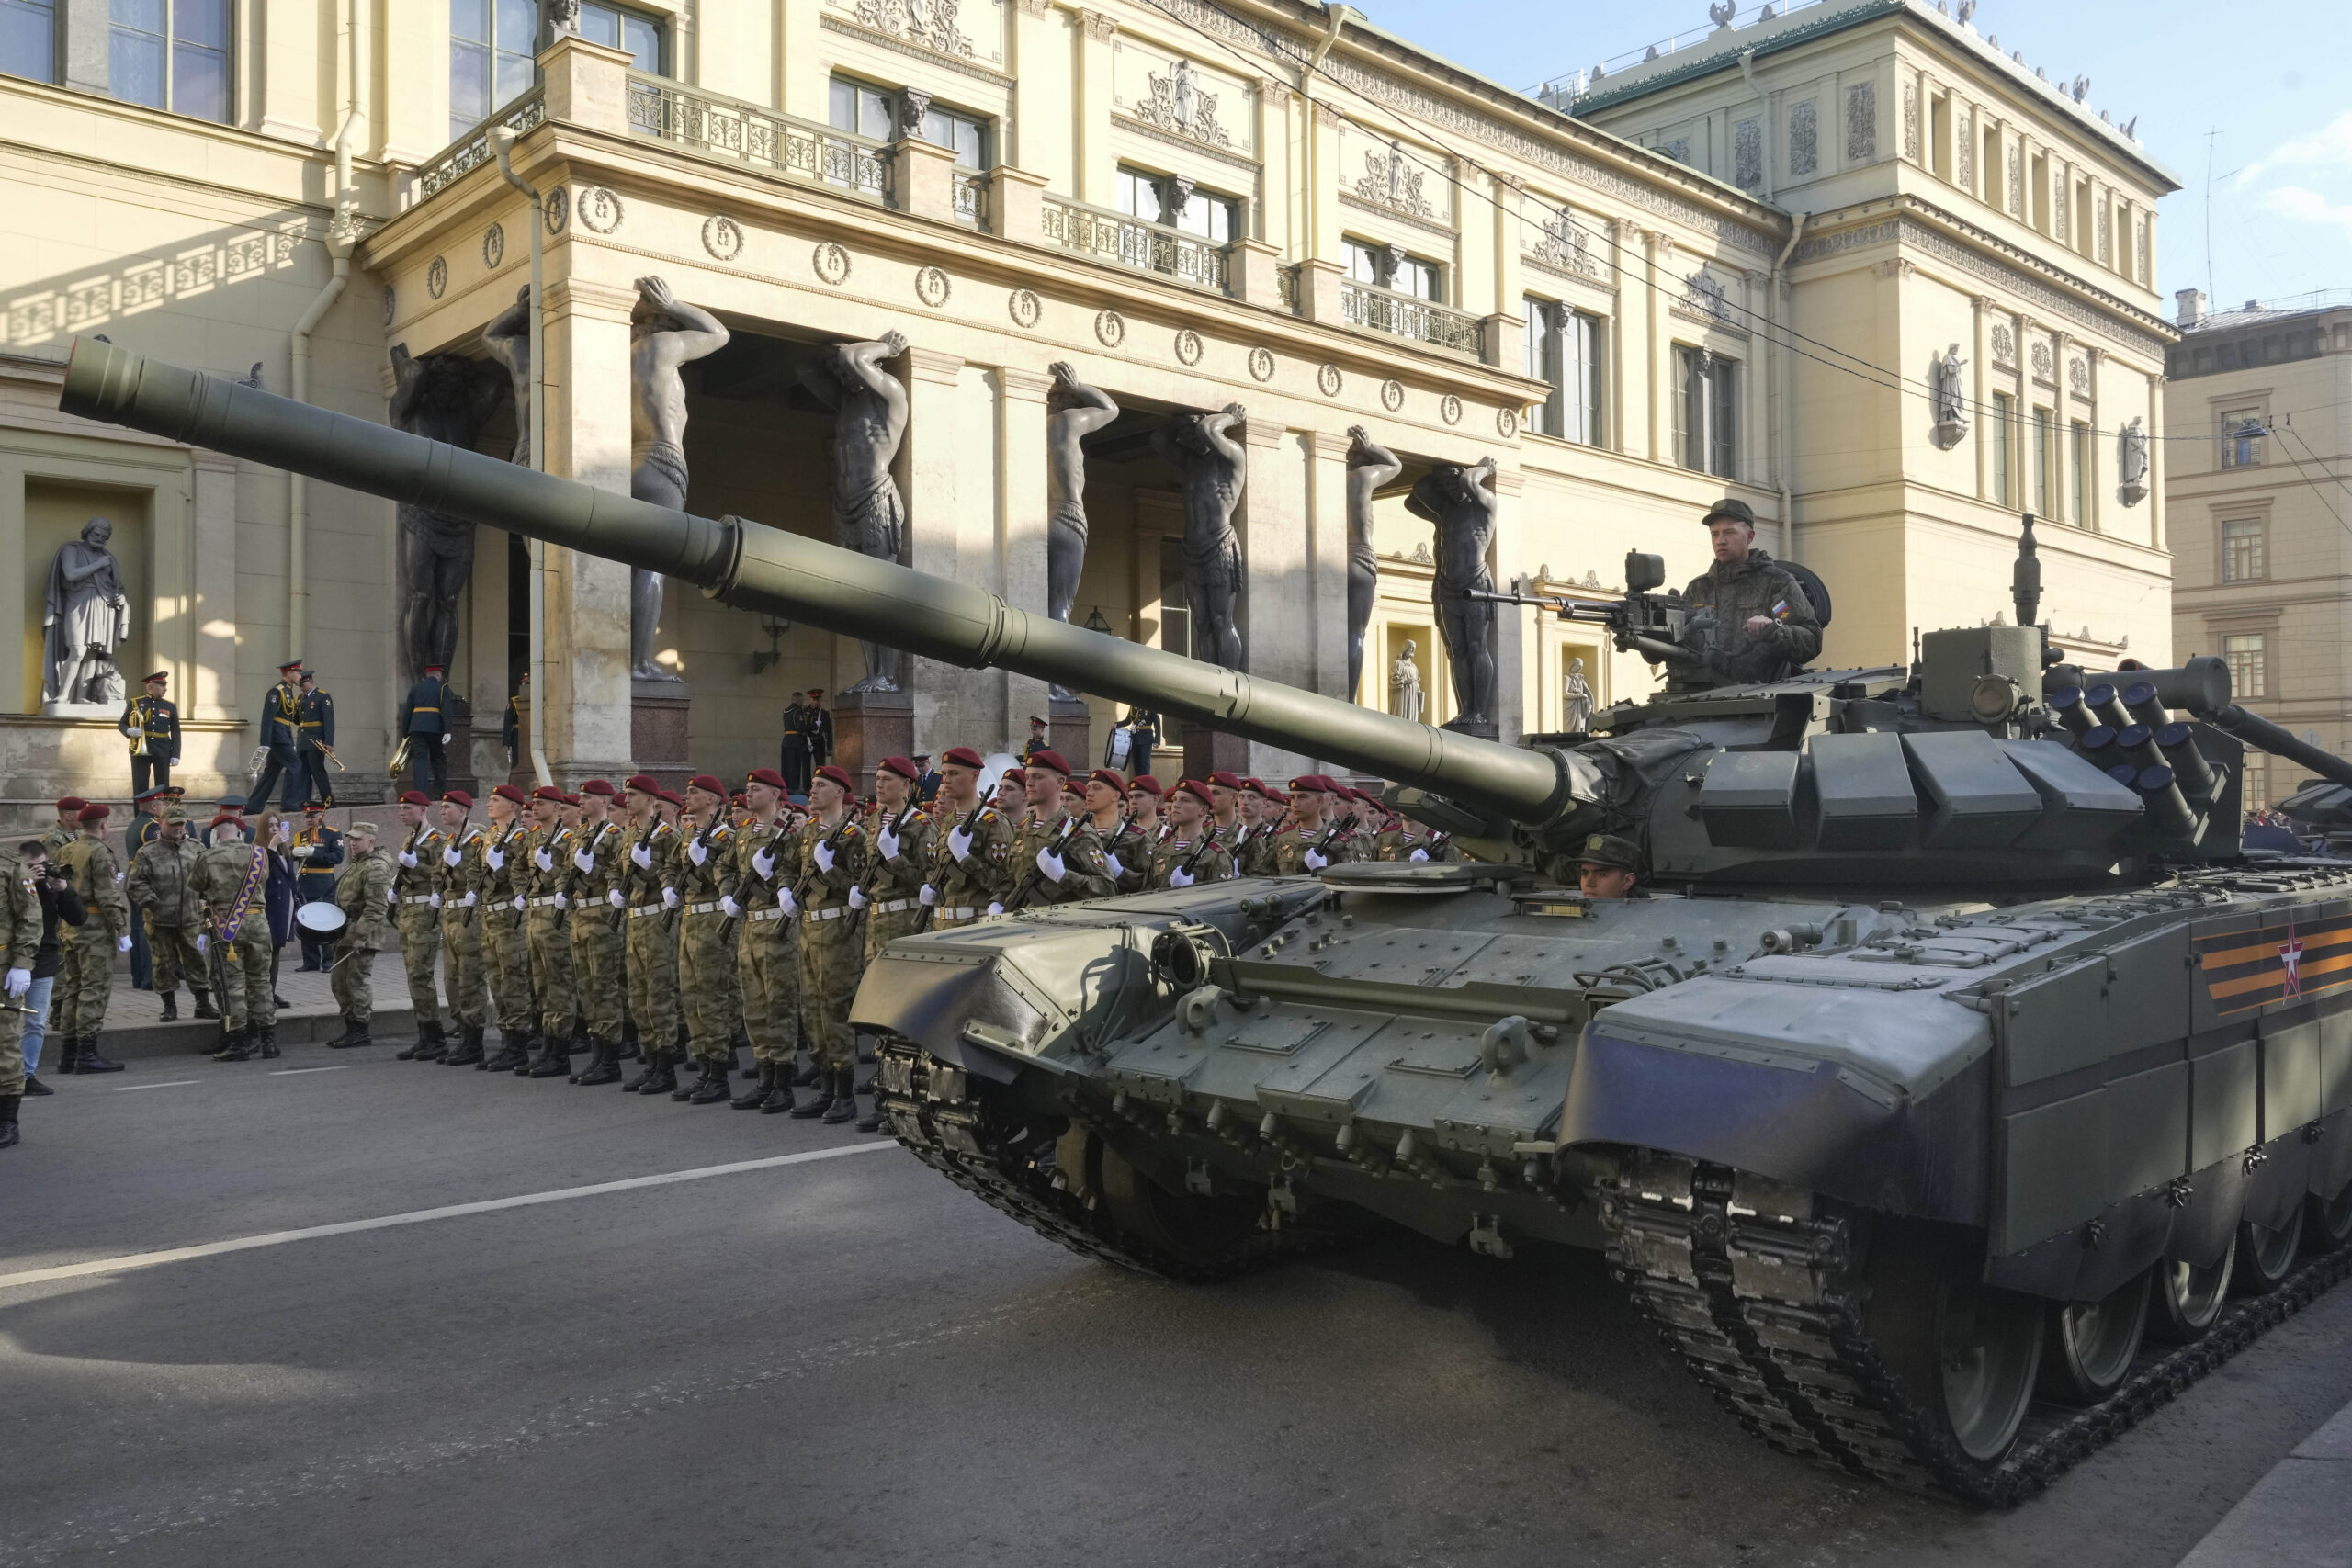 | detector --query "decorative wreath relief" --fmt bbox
[914,265,952,307]
[1317,363,1342,397]
[1495,407,1519,439]
[1248,345,1275,382]
[1008,288,1041,328]
[425,256,447,299]
[1381,378,1405,412]
[543,186,570,234]
[576,186,625,233]
[702,215,743,262]
[1174,328,1204,366]
[812,242,852,286]
[1440,394,1462,426]
[1095,309,1126,347]
[481,223,505,270]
